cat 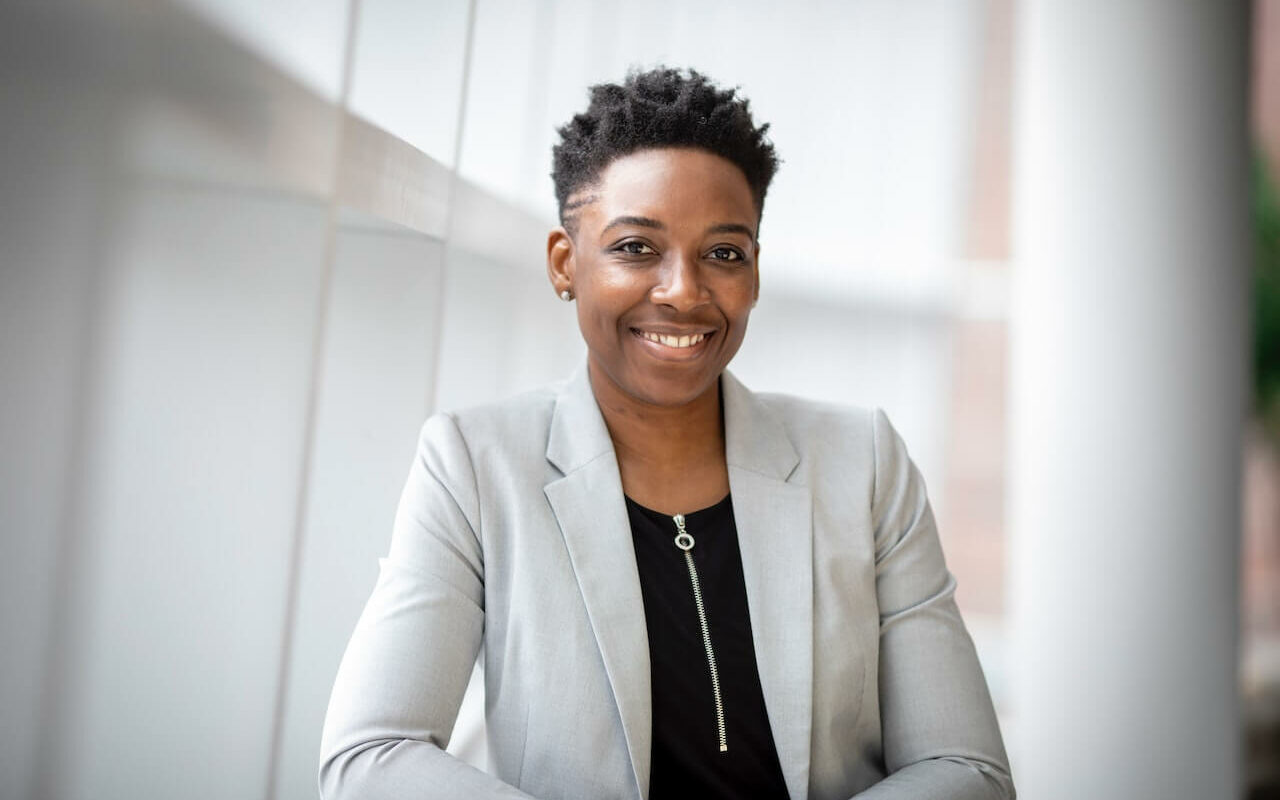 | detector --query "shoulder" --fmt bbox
[421,380,562,466]
[745,389,915,498]
[746,390,926,551]
[750,390,882,456]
